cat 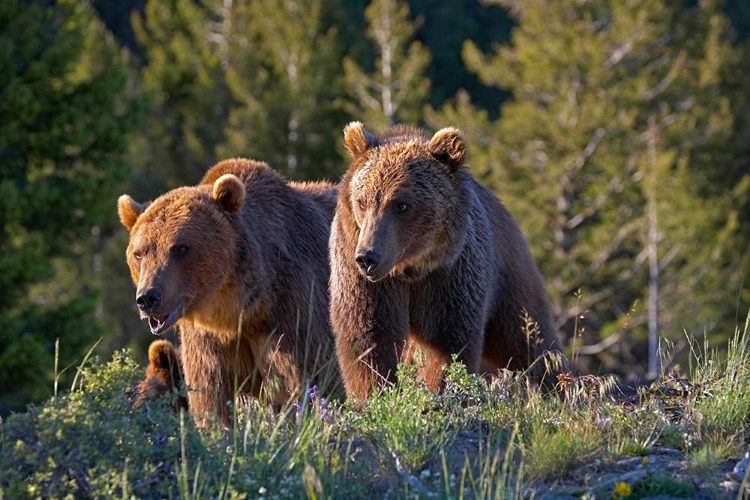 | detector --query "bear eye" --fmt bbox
[133,251,143,261]
[397,203,408,213]
[173,245,190,255]
[357,200,366,211]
